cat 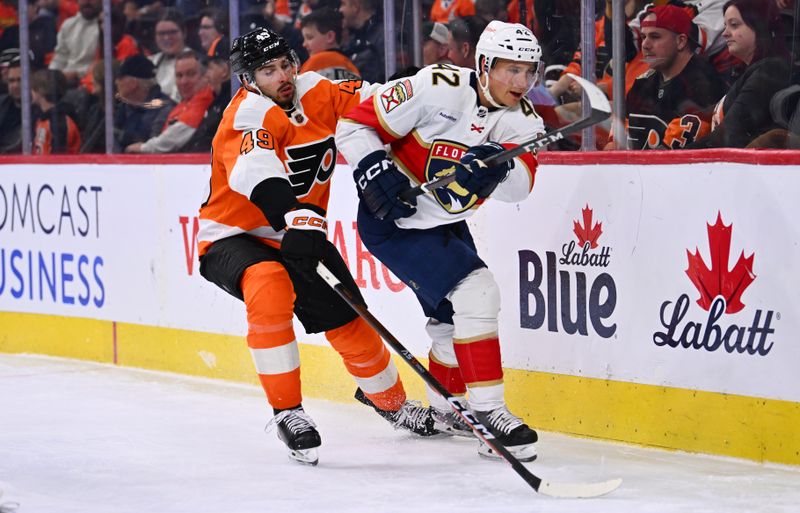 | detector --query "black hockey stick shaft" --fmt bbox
[398,74,611,203]
[315,263,543,492]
